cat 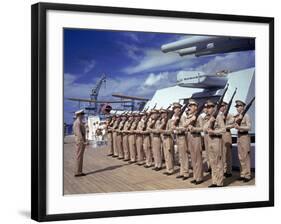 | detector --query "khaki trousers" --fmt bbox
[116,133,124,158]
[136,135,145,164]
[75,141,86,175]
[112,132,118,156]
[208,135,224,186]
[177,135,189,177]
[122,134,130,160]
[152,136,162,168]
[204,134,210,169]
[143,135,152,166]
[222,131,232,174]
[162,135,174,173]
[107,132,113,154]
[237,134,251,179]
[188,133,203,181]
[128,134,137,162]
